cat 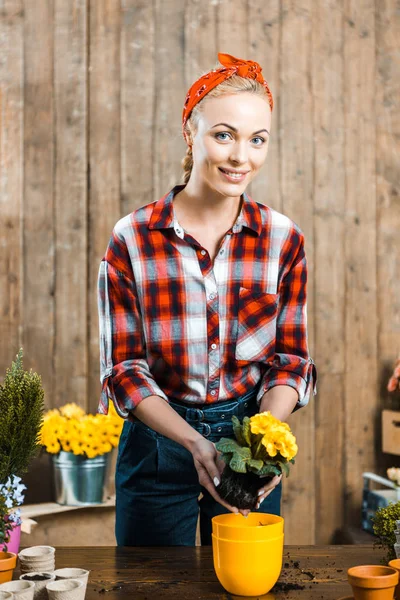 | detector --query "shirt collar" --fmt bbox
[148,184,262,235]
